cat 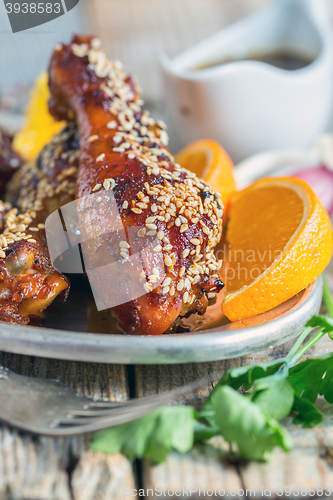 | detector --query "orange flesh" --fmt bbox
[225,186,304,292]
[221,177,333,322]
